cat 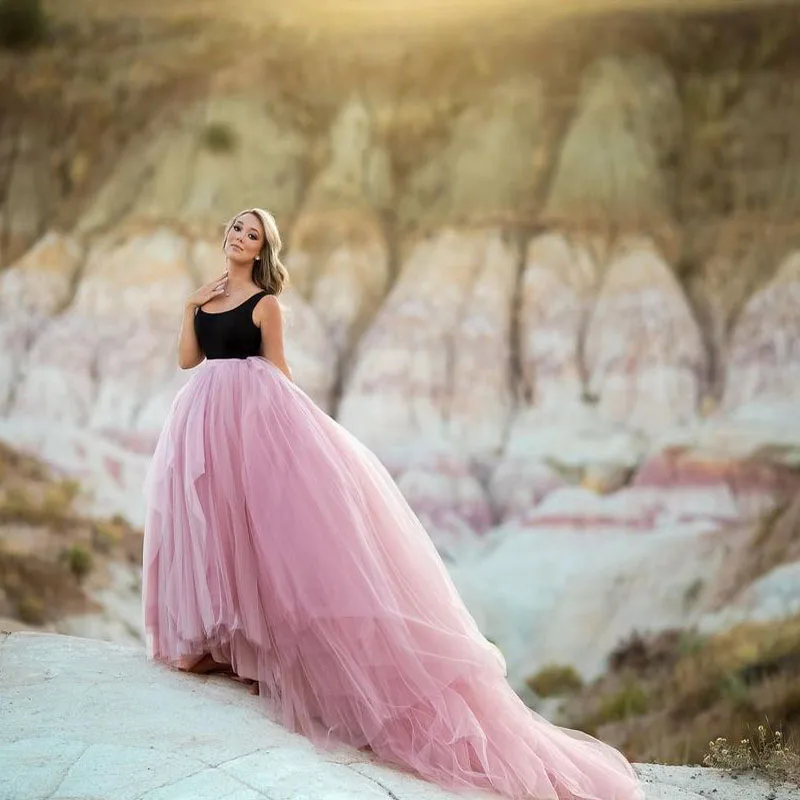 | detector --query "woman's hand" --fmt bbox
[185,271,228,310]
